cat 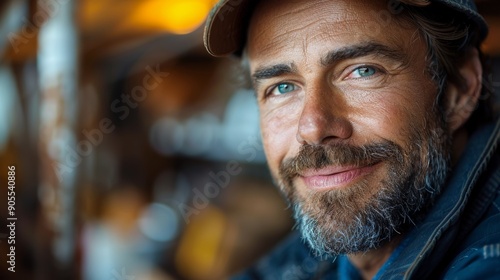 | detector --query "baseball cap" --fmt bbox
[203,0,489,57]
